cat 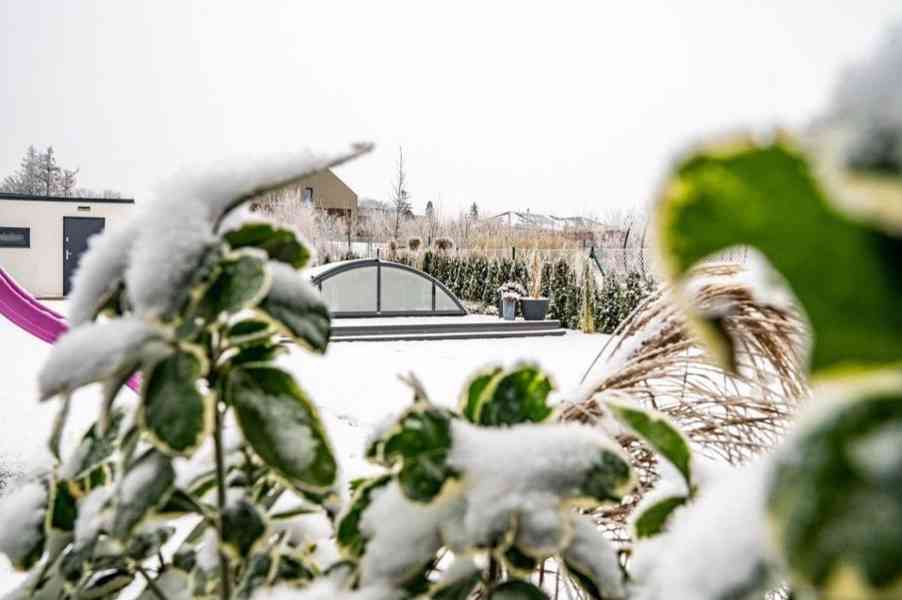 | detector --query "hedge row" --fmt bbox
[403,251,655,333]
